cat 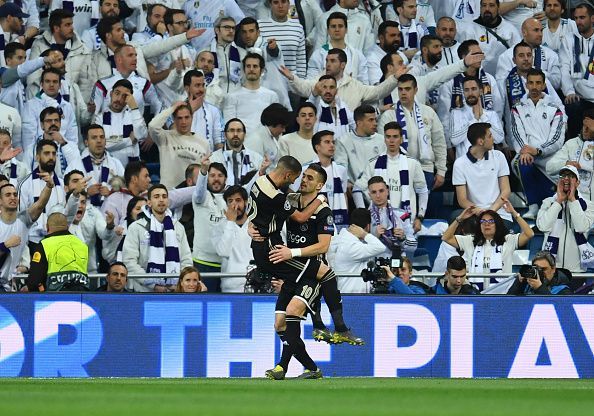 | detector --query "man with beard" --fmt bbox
[437,39,503,140]
[192,157,228,291]
[436,17,460,67]
[367,20,401,85]
[542,0,576,56]
[23,69,79,166]
[496,17,561,89]
[410,35,444,108]
[23,106,81,179]
[278,102,317,164]
[182,69,224,152]
[223,52,278,136]
[0,170,54,291]
[511,68,565,220]
[449,76,505,159]
[96,261,129,292]
[236,17,291,110]
[212,185,253,293]
[123,184,193,292]
[457,0,521,75]
[94,79,148,166]
[307,12,368,84]
[81,0,122,51]
[148,101,210,189]
[131,4,167,45]
[311,74,355,140]
[210,118,266,187]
